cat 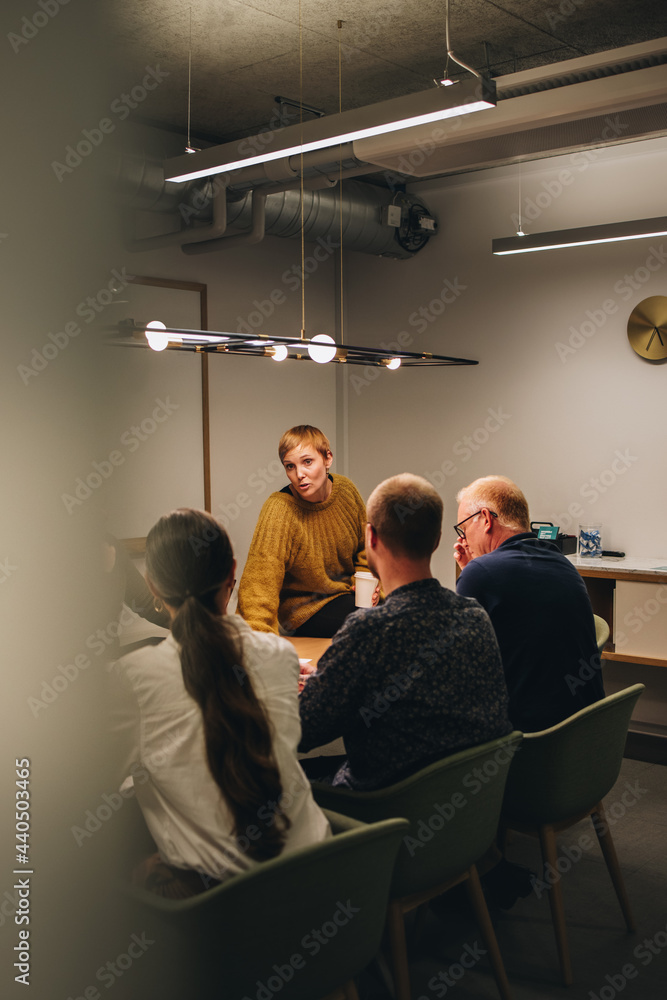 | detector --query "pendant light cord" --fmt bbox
[338,19,344,345]
[445,0,480,78]
[299,0,306,340]
[187,7,193,150]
